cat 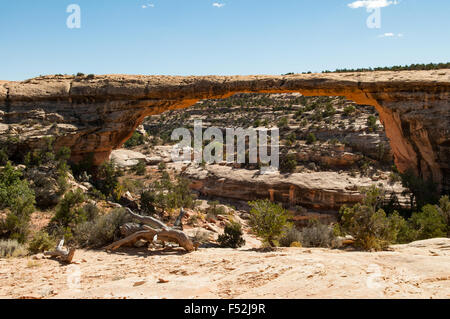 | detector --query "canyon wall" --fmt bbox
[0,70,449,191]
